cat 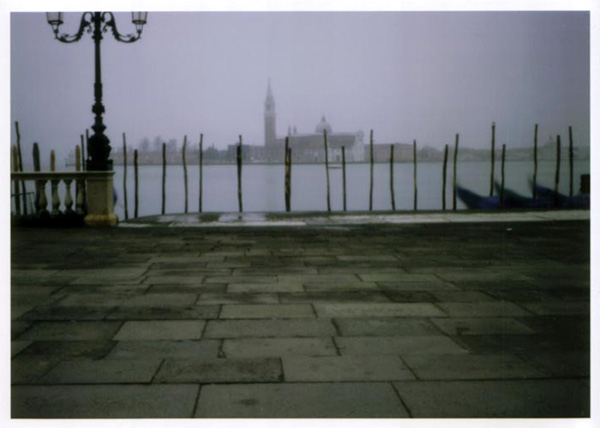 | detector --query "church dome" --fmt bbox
[315,115,332,134]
